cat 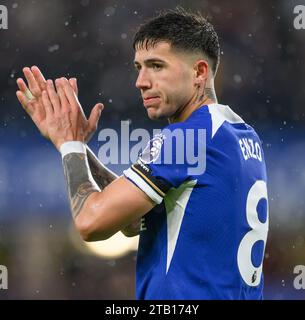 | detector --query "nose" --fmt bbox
[135,69,152,90]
